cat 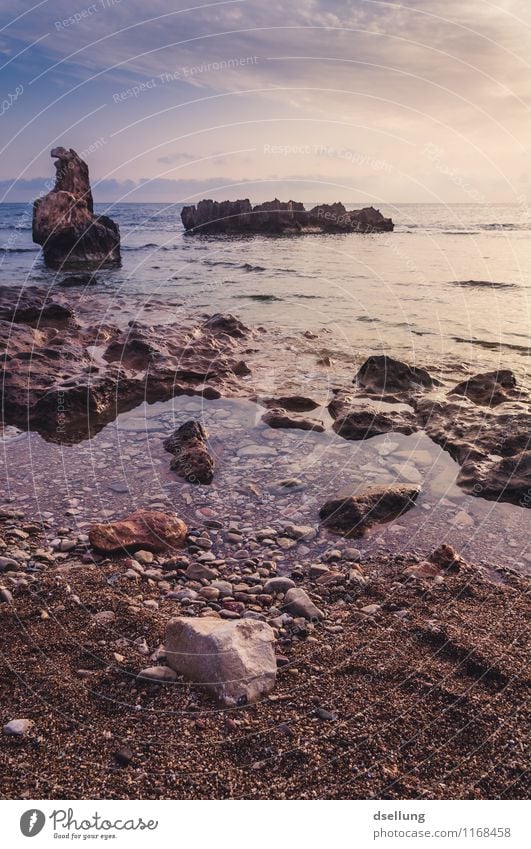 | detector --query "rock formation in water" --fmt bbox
[163,420,215,484]
[320,484,421,536]
[32,147,120,268]
[0,285,252,443]
[181,199,393,234]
